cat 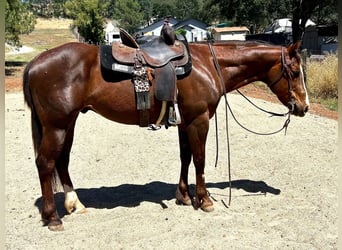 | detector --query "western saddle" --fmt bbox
[100,24,192,129]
